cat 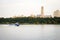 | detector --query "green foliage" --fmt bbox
[0,17,60,24]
